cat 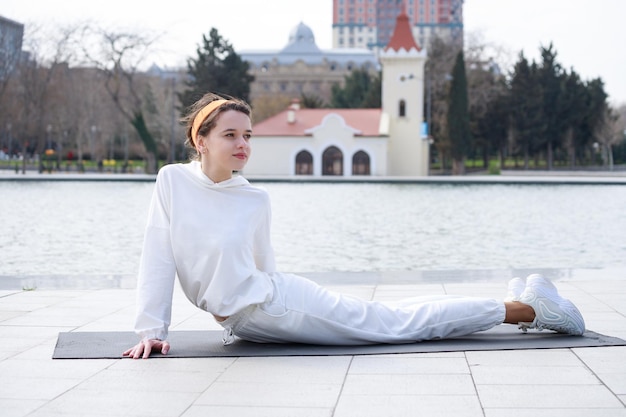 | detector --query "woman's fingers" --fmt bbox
[122,344,142,358]
[122,339,169,359]
[142,340,153,359]
[122,341,148,359]
[131,344,144,359]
